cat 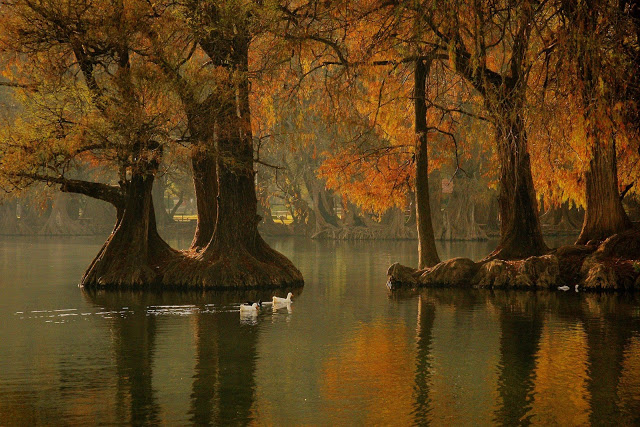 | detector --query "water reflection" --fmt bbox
[581,294,640,425]
[1,237,640,424]
[412,295,436,425]
[492,293,544,426]
[85,292,161,425]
